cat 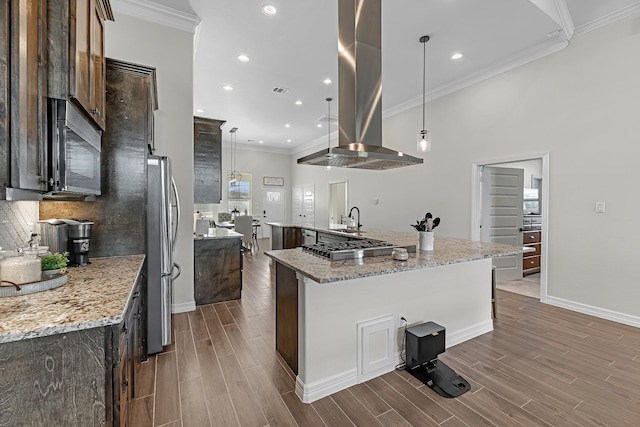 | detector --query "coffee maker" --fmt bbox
[39,218,94,266]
